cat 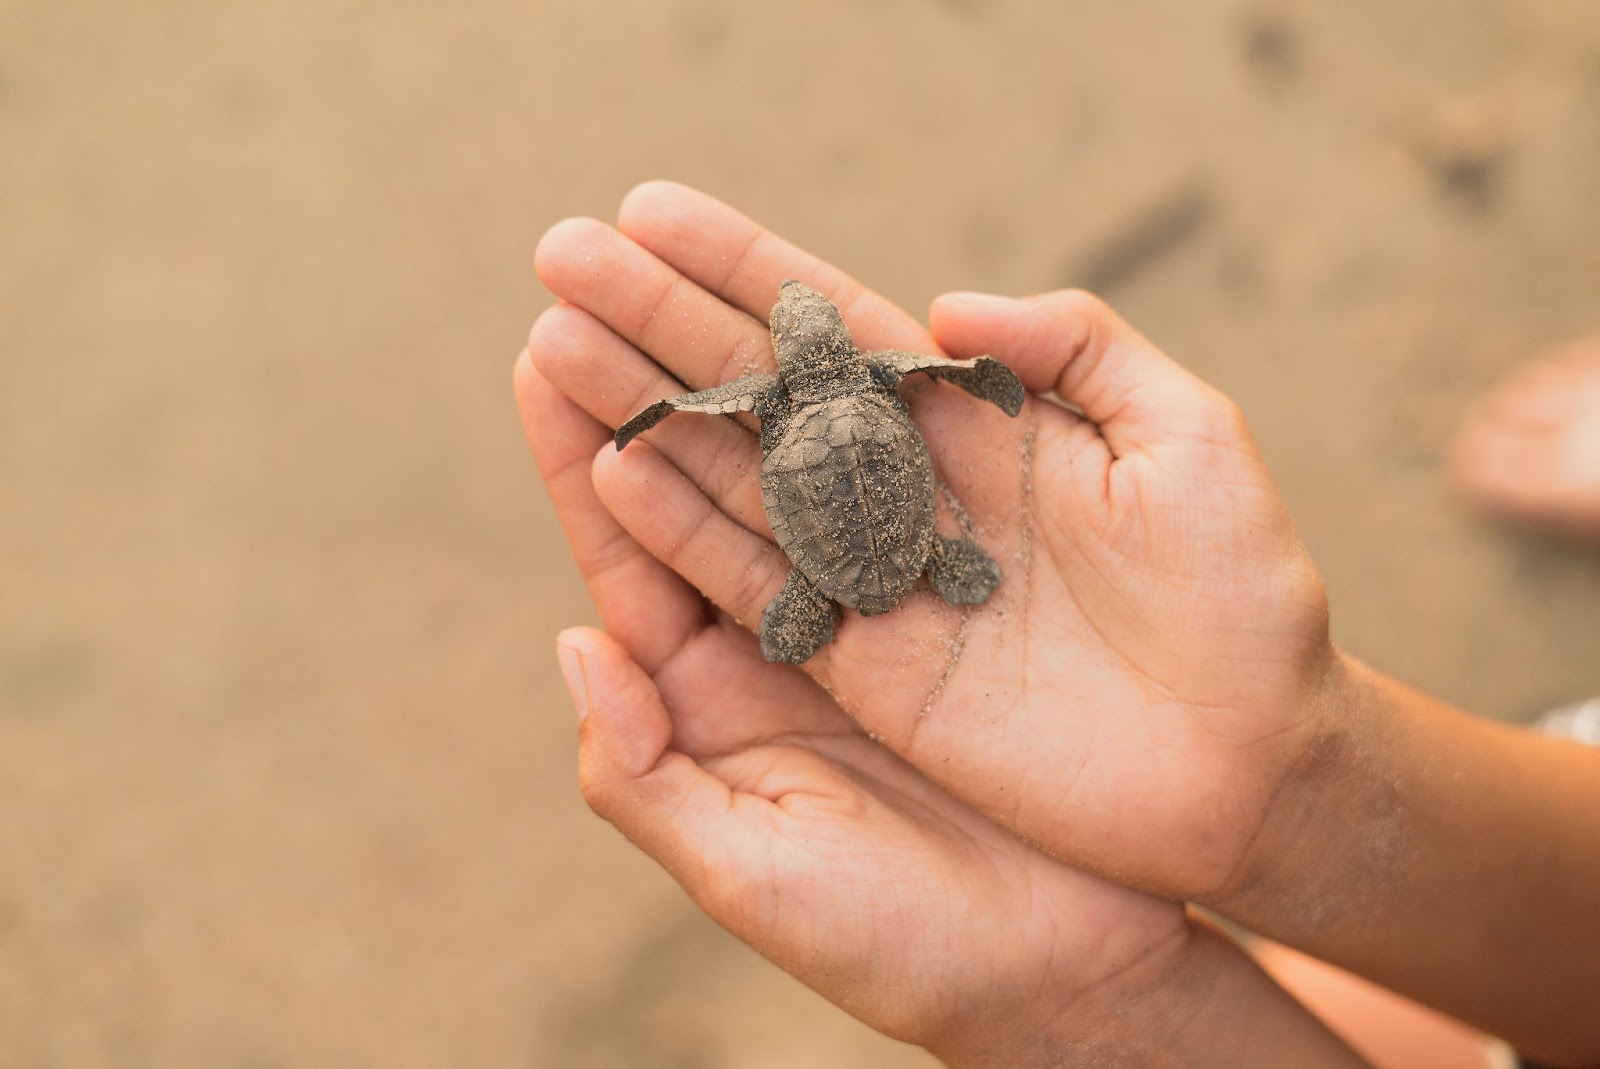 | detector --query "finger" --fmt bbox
[1451,416,1599,522]
[929,289,1242,458]
[528,302,771,535]
[535,217,774,393]
[1474,360,1593,433]
[617,180,937,354]
[616,184,1048,524]
[540,197,1031,539]
[558,628,896,972]
[515,351,706,671]
[592,438,970,720]
[525,352,860,752]
[591,440,789,636]
[648,614,864,755]
[556,627,752,894]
